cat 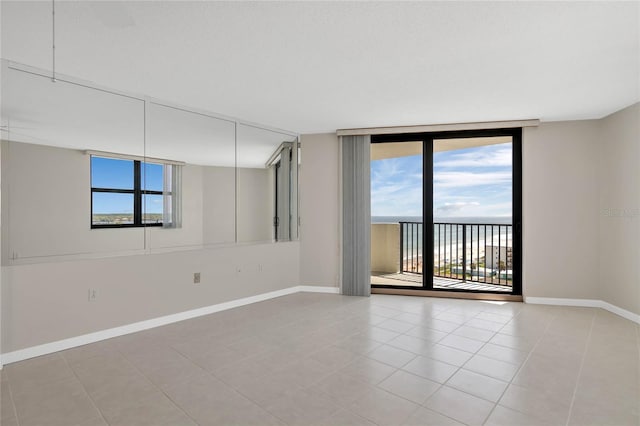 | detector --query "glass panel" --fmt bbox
[143,194,163,224]
[433,136,513,292]
[2,67,144,156]
[92,193,134,225]
[145,102,236,249]
[142,162,163,192]
[91,157,134,190]
[370,141,423,287]
[1,64,145,261]
[236,124,299,243]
